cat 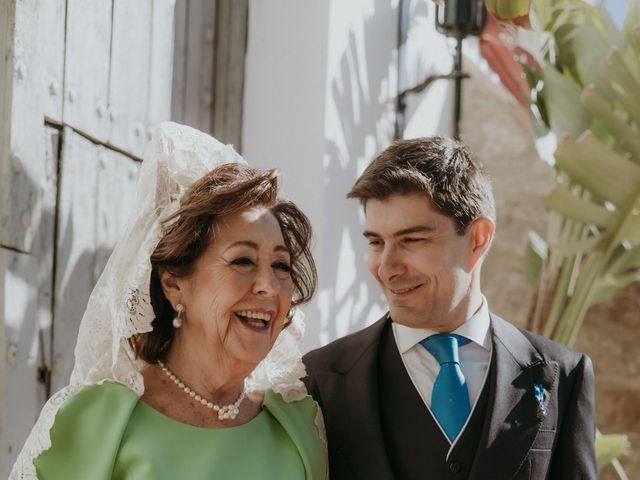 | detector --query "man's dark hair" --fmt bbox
[347,136,495,234]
